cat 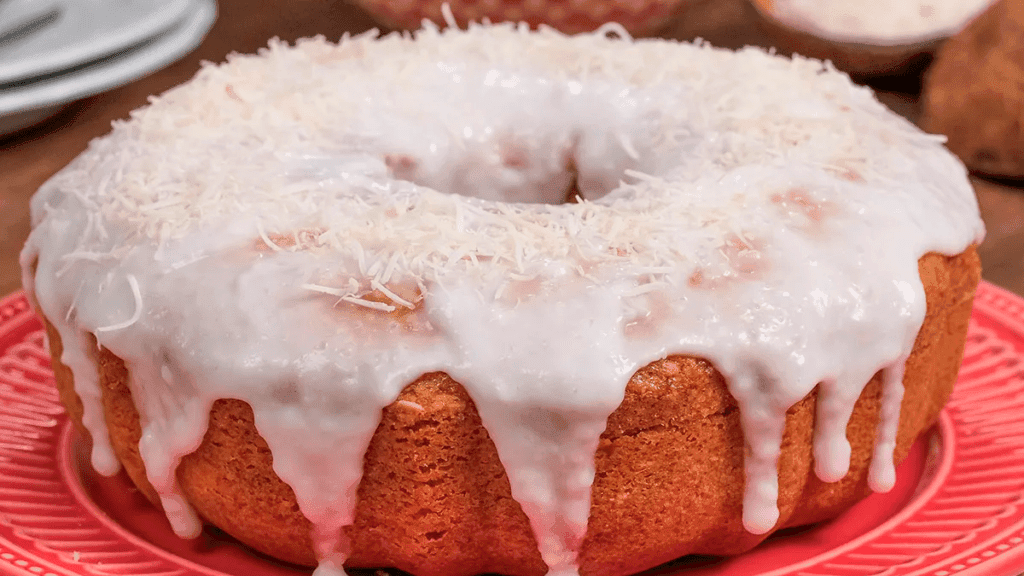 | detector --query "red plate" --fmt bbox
[2,282,1024,576]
